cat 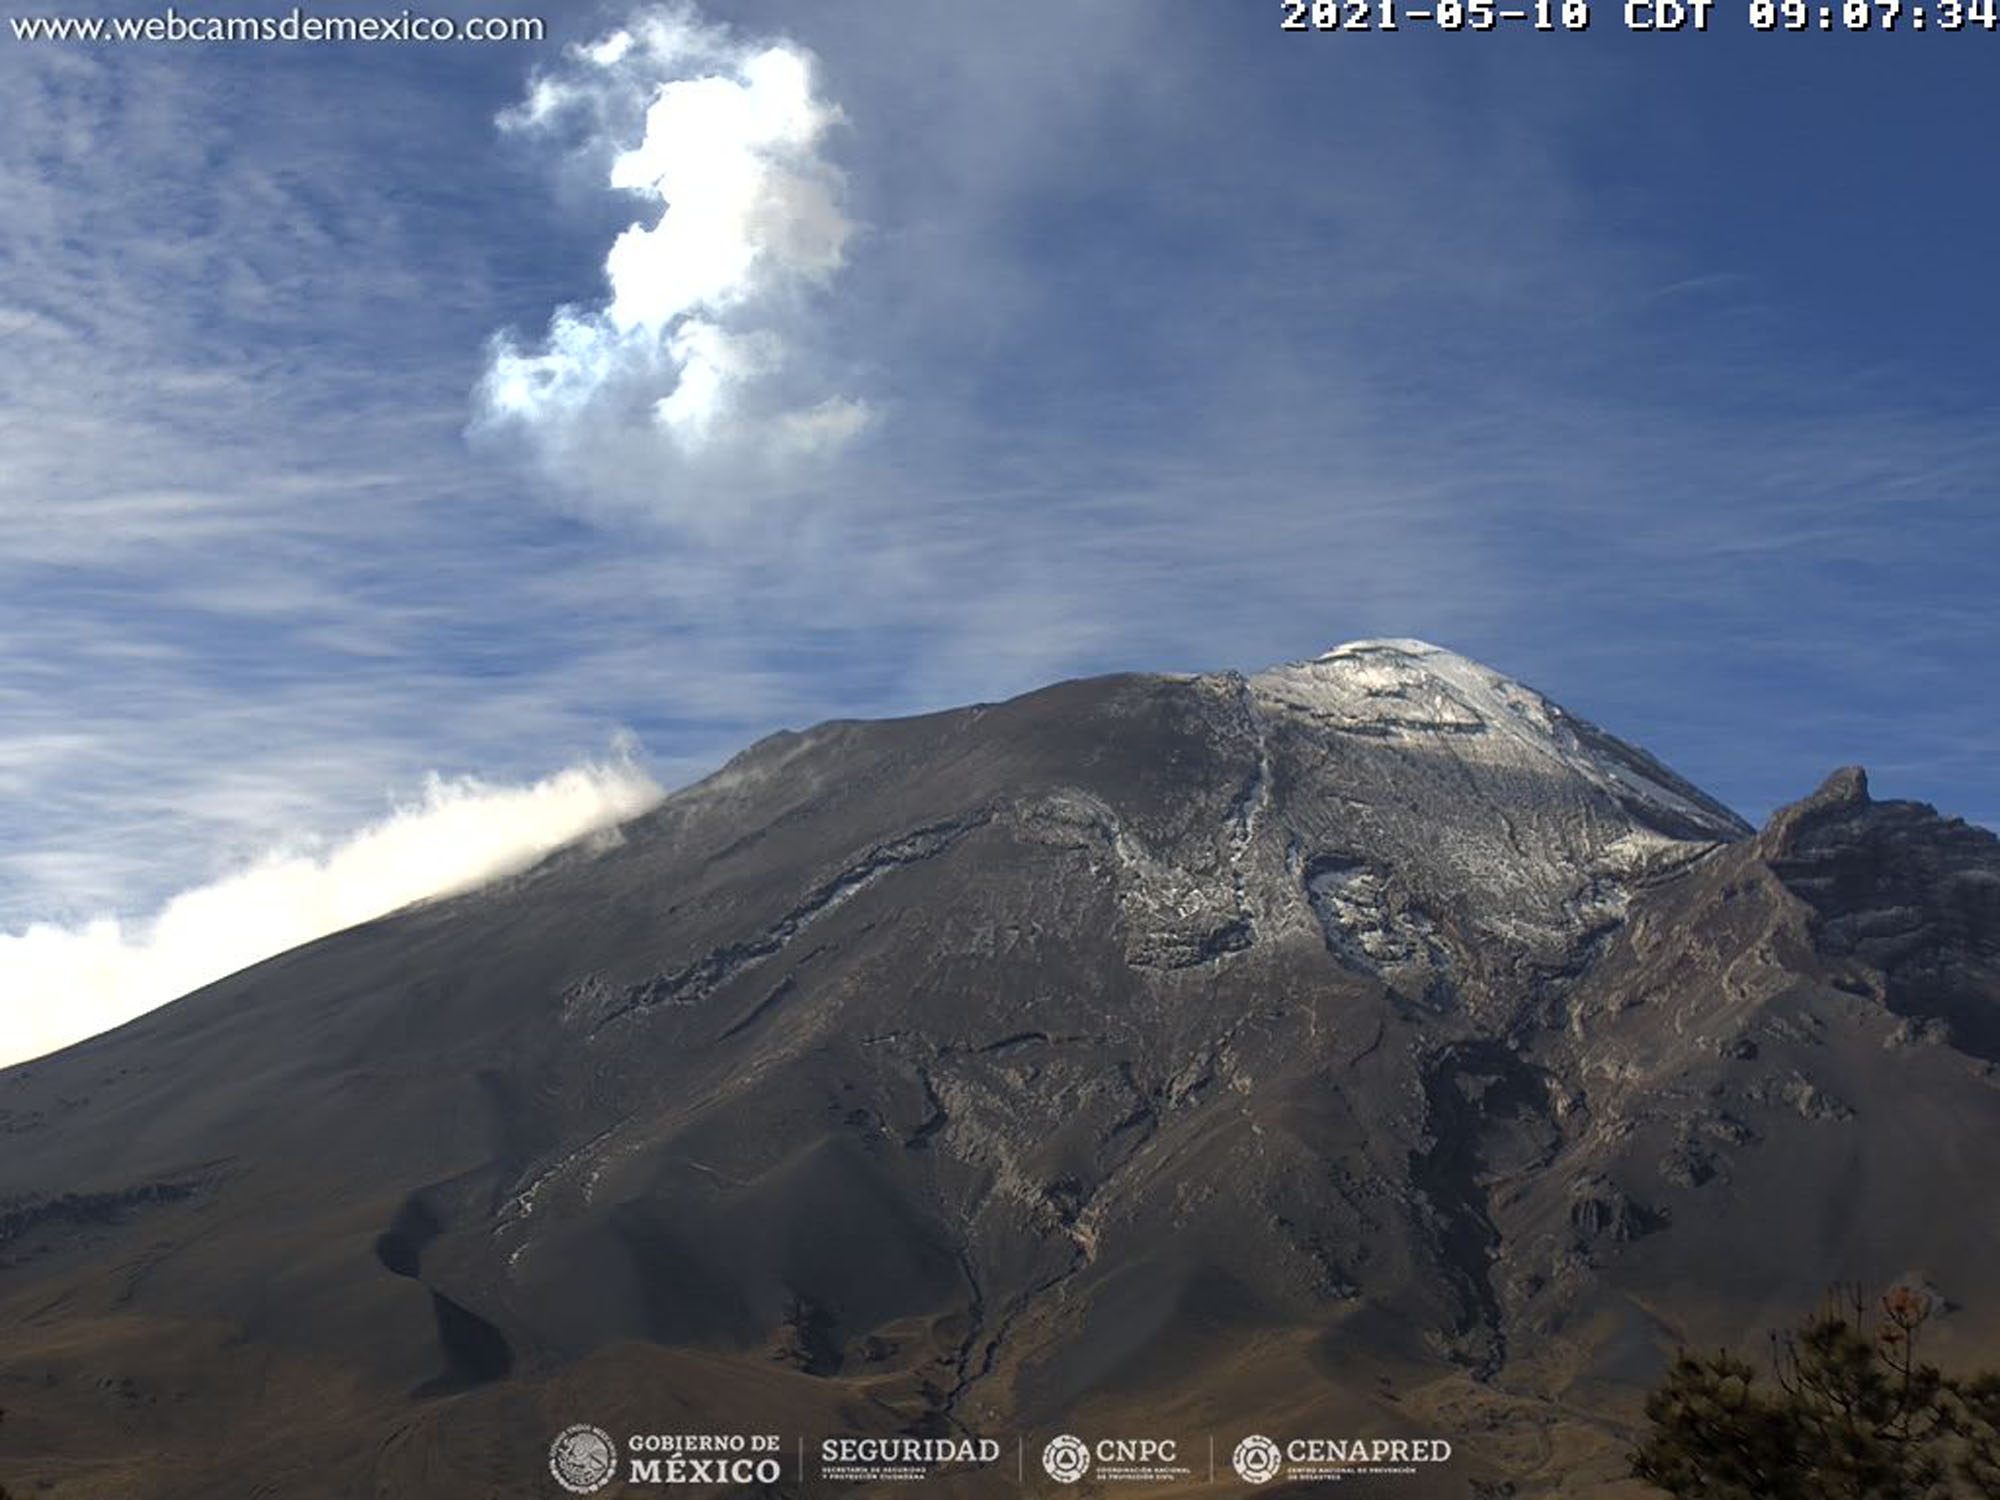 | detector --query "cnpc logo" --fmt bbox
[1042,1435,1091,1483]
[1041,1433,1180,1483]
